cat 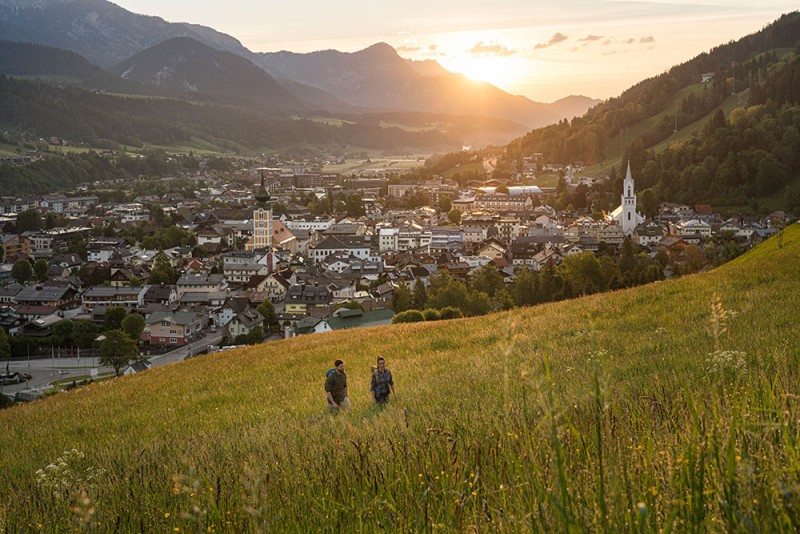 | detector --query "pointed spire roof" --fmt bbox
[625,160,633,183]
